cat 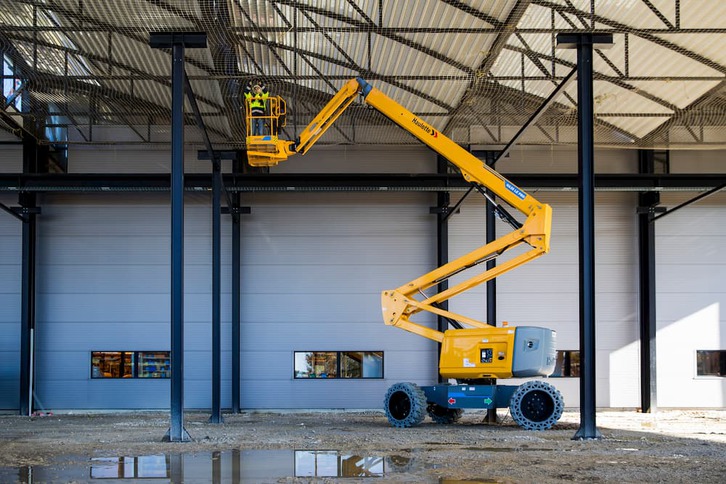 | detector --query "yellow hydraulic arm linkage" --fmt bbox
[246,78,553,380]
